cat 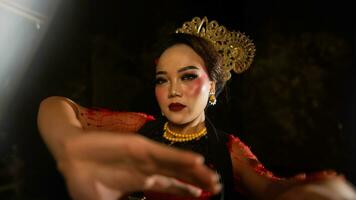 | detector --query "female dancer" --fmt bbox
[37,17,356,200]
